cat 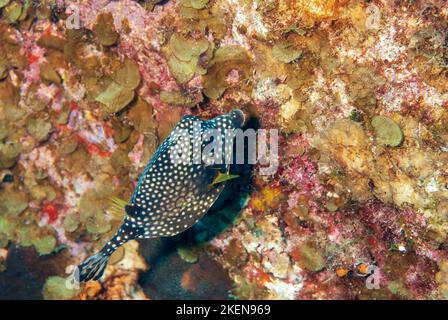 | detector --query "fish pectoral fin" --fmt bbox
[109,196,129,207]
[125,204,143,218]
[205,164,225,170]
[108,196,130,218]
[209,172,239,187]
